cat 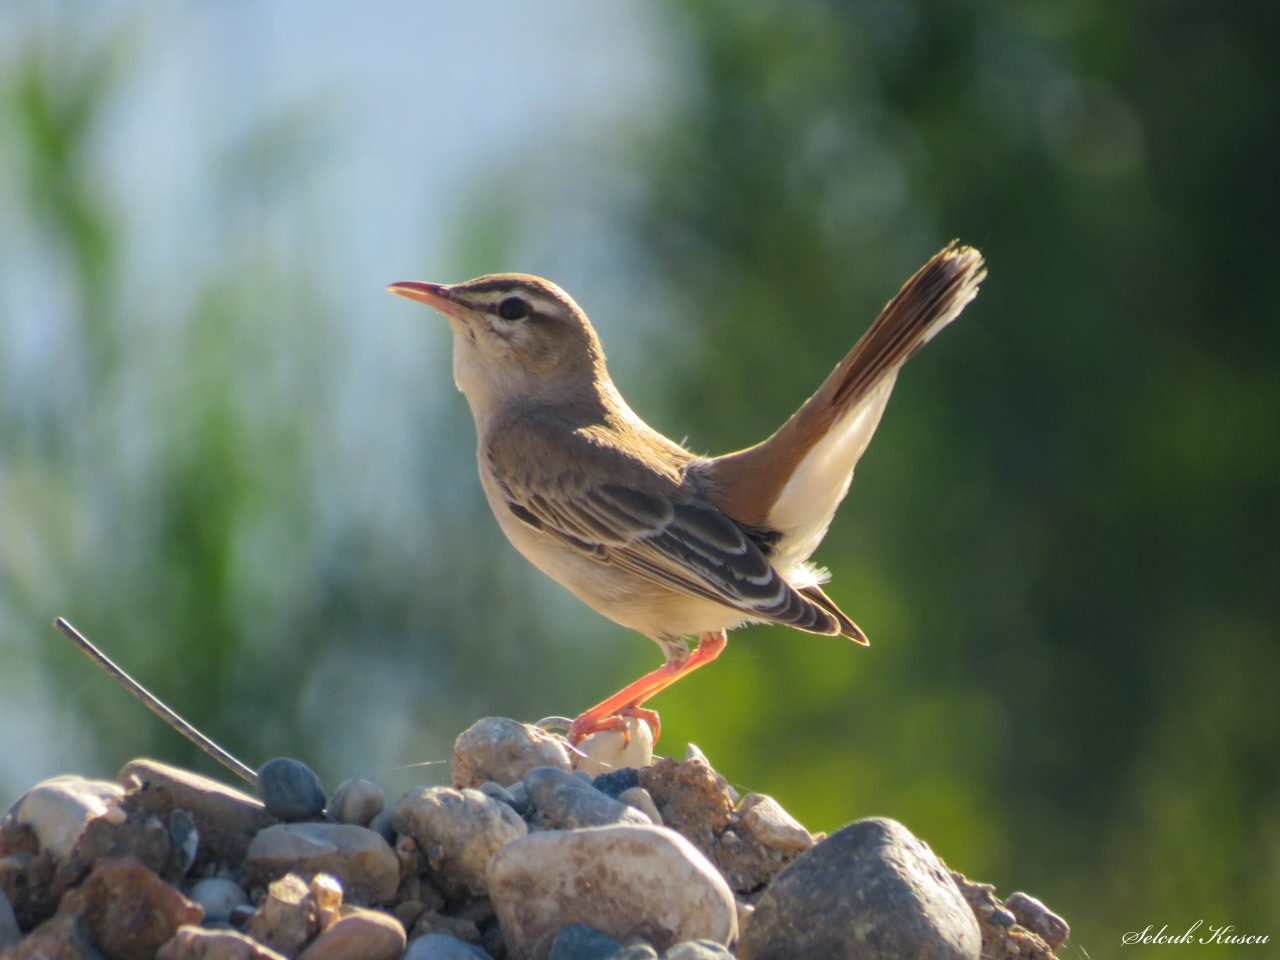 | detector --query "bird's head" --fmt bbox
[388,273,610,420]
